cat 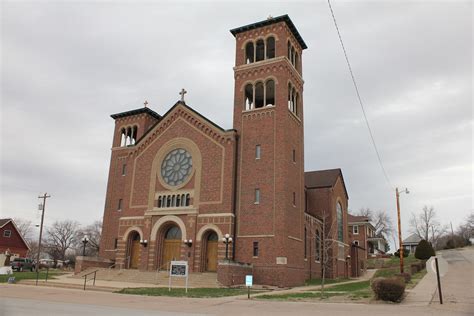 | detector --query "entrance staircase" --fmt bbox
[73,267,220,288]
